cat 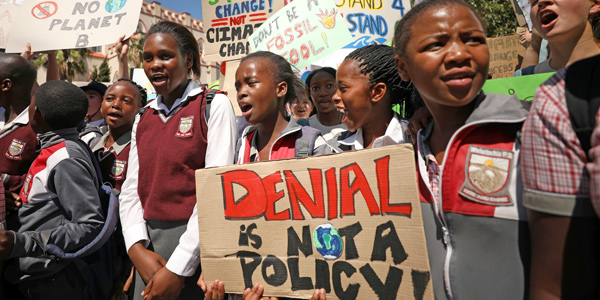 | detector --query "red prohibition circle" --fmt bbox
[31,1,58,20]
